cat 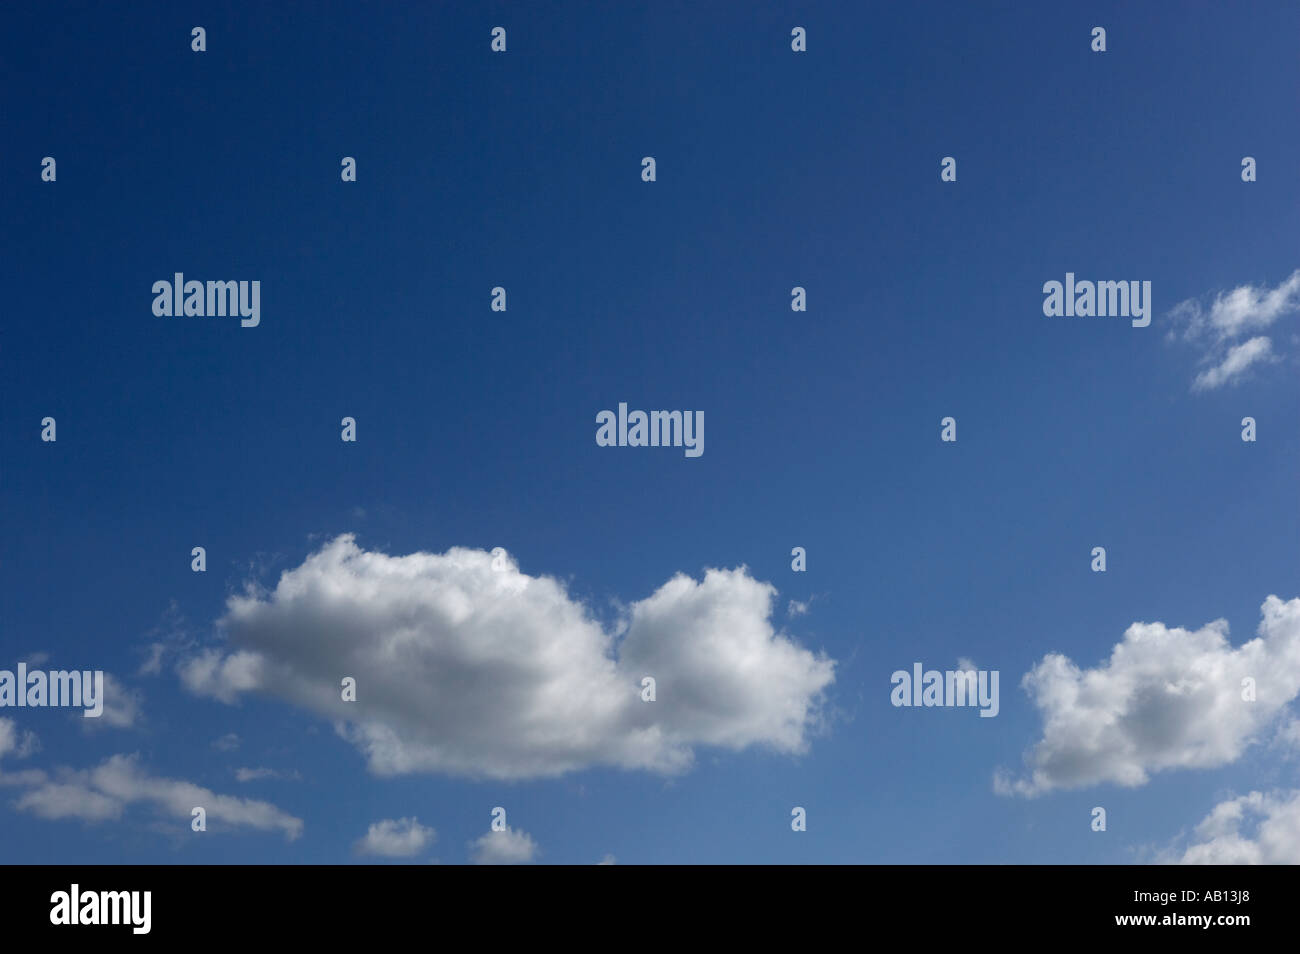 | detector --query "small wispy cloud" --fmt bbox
[0,720,40,761]
[1168,269,1300,390]
[137,600,194,676]
[82,674,143,731]
[1,731,302,841]
[234,766,301,783]
[1192,336,1275,392]
[138,644,167,676]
